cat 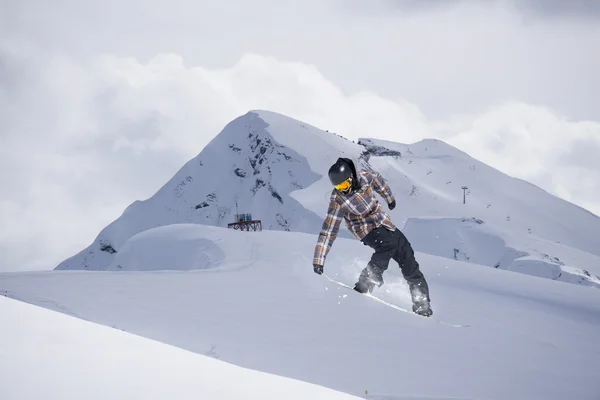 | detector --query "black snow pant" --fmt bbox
[360,227,430,302]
